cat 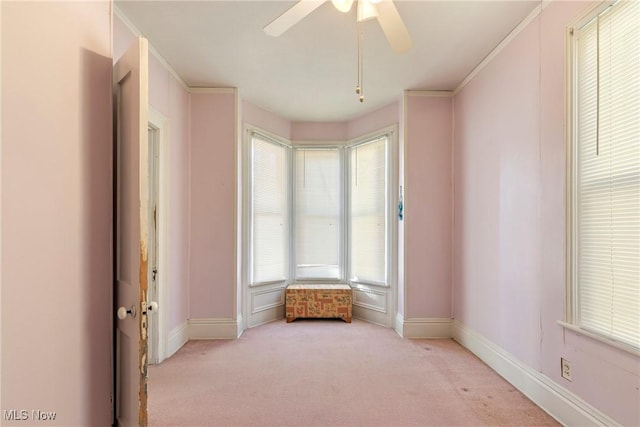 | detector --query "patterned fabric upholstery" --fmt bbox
[285,284,352,323]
